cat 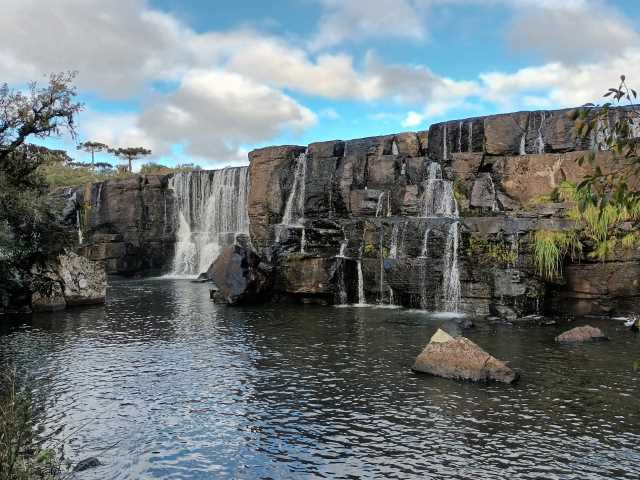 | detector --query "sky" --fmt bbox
[2,0,639,169]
